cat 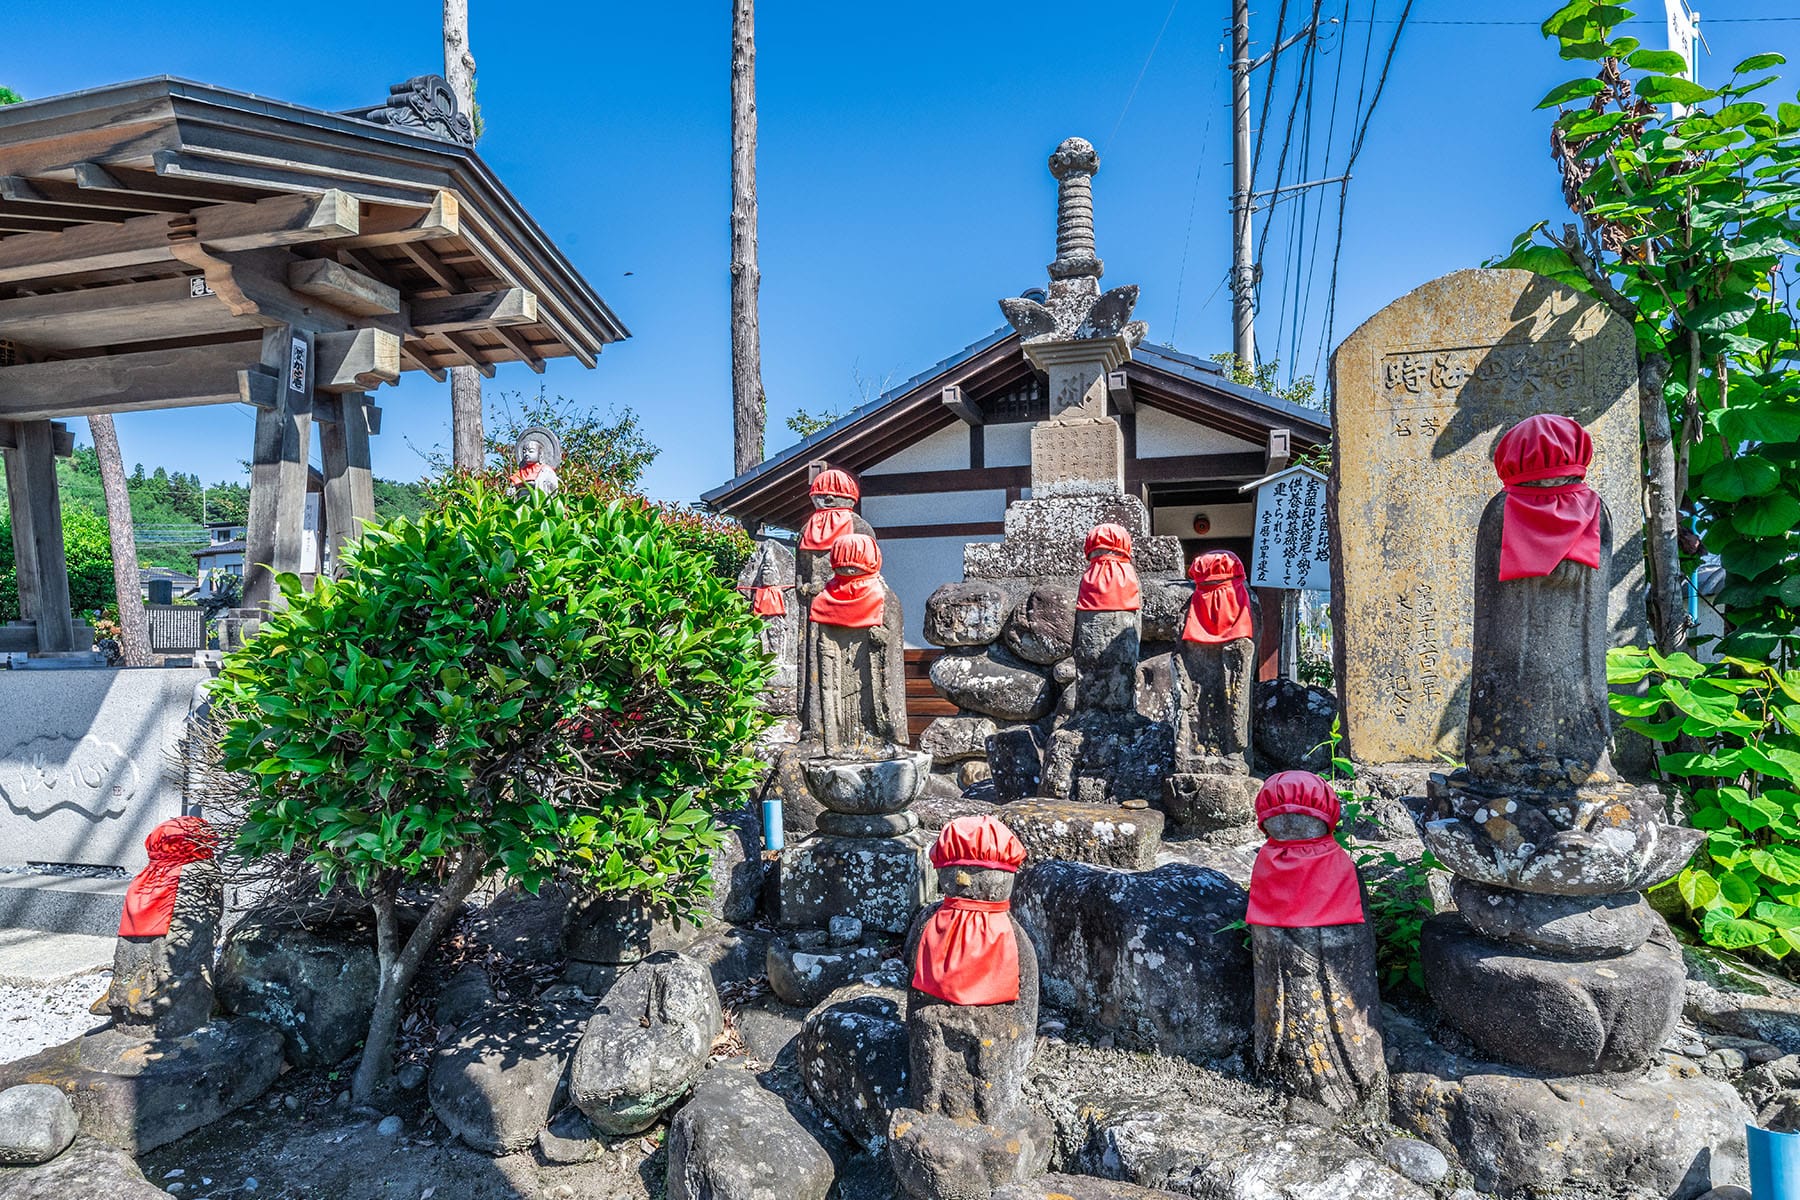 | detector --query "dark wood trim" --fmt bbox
[871,520,1004,540]
[969,423,984,470]
[1128,451,1266,484]
[858,465,1030,497]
